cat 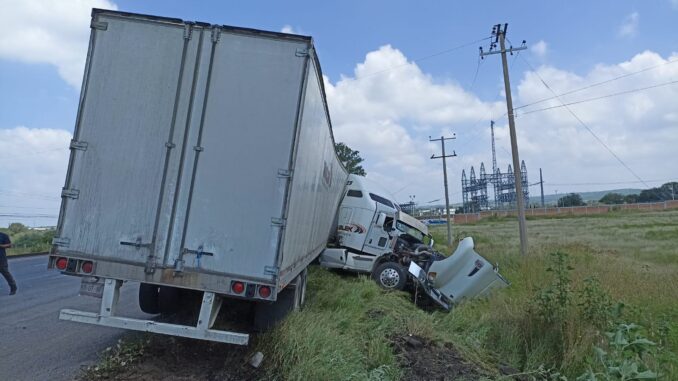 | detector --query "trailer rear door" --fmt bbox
[57,15,192,265]
[165,31,308,281]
